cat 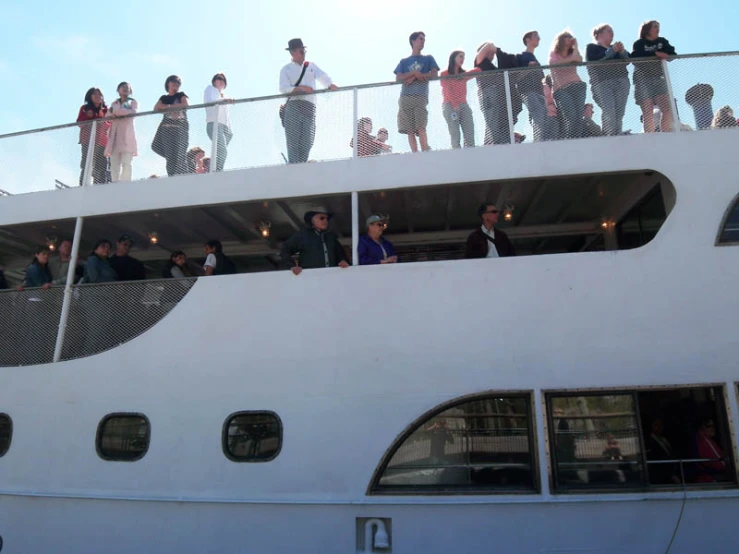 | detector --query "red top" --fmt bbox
[76,105,110,146]
[440,68,481,109]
